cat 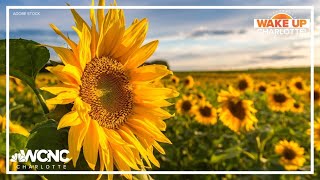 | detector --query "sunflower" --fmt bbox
[290,102,304,113]
[195,92,206,102]
[314,118,320,151]
[41,1,178,178]
[308,84,320,106]
[193,101,217,125]
[175,96,195,115]
[267,90,295,112]
[170,75,179,86]
[275,140,305,170]
[217,87,258,133]
[268,81,281,91]
[289,77,307,95]
[183,75,194,89]
[235,74,253,92]
[255,81,267,93]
